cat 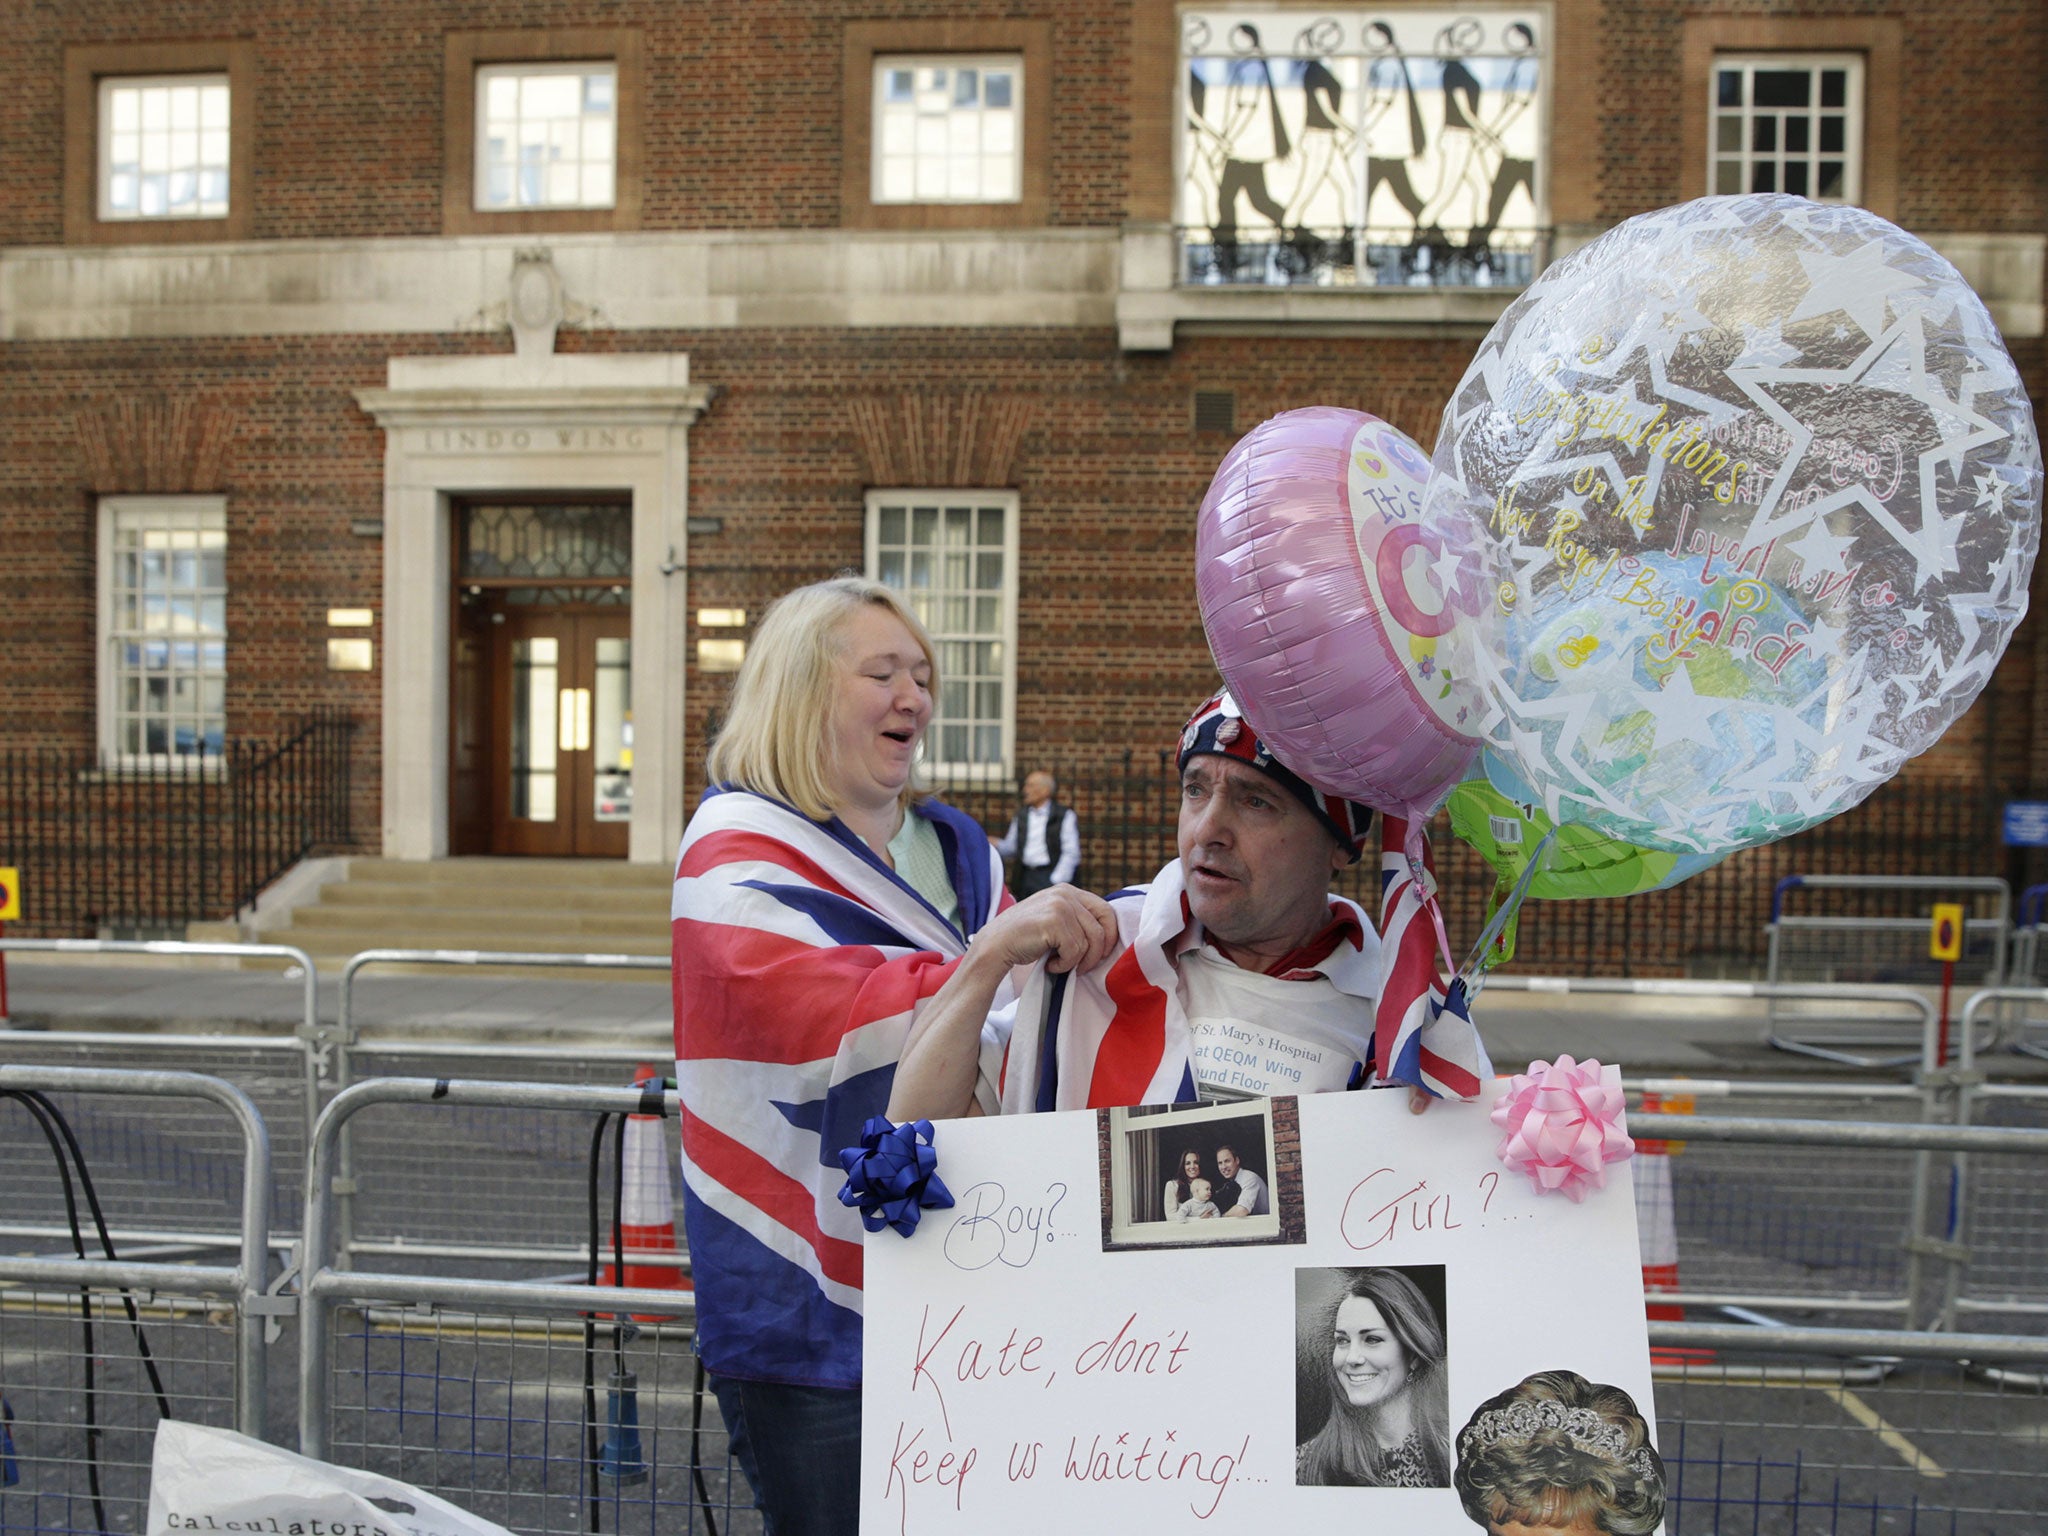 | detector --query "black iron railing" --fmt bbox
[0,709,356,936]
[935,754,2013,979]
[1177,223,1548,289]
